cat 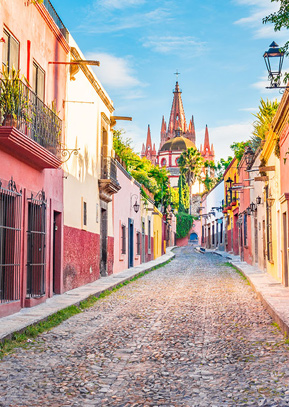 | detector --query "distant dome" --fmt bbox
[160,136,196,152]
